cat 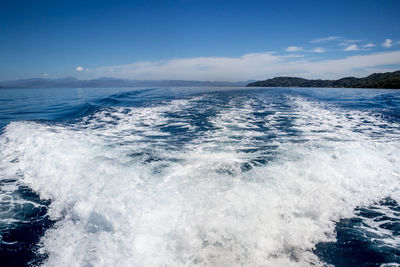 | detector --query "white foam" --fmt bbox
[0,95,399,266]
